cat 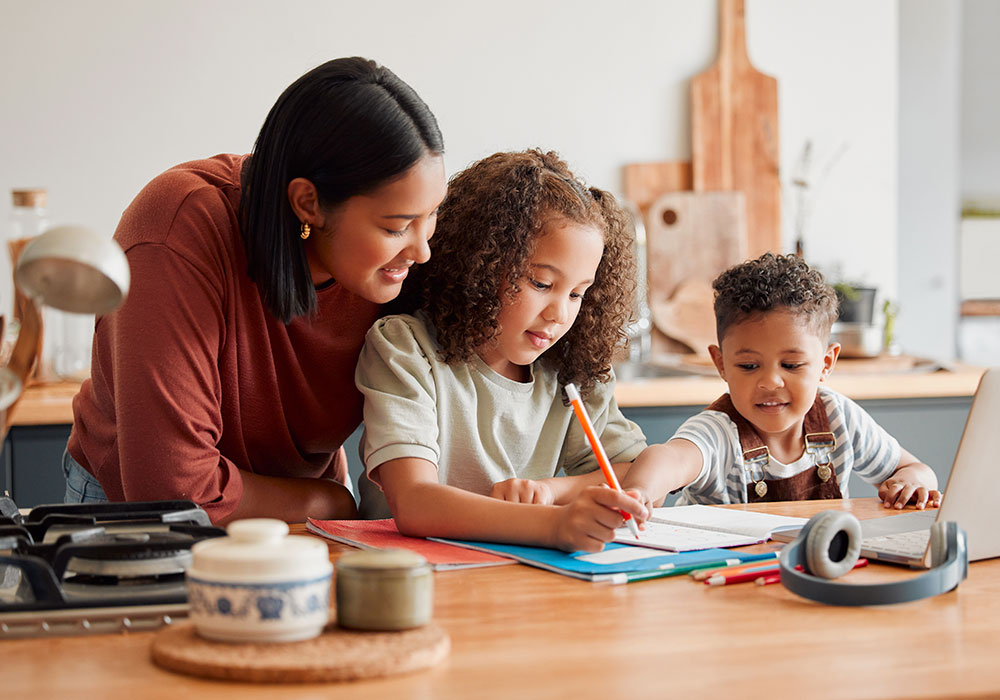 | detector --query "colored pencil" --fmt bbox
[676,552,782,578]
[564,383,640,538]
[599,552,786,584]
[705,565,780,586]
[691,552,782,580]
[710,558,869,587]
